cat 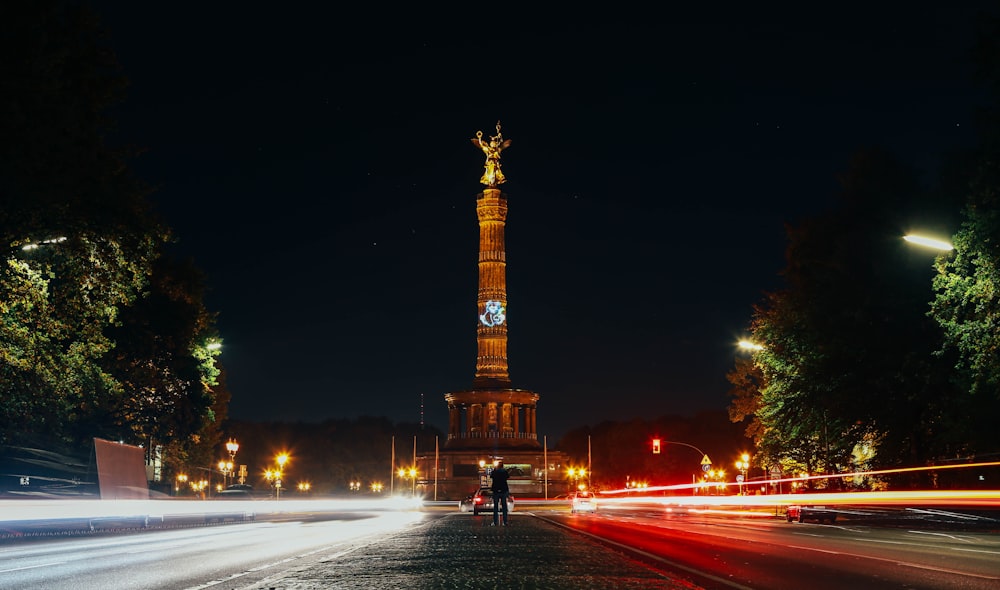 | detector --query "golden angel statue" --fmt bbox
[471,121,512,186]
